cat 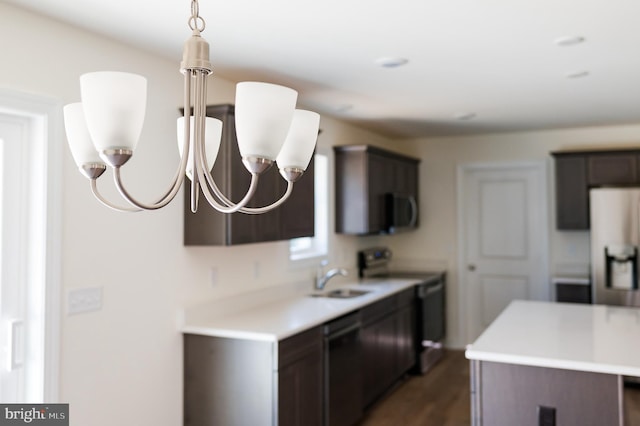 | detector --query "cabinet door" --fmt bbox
[183,107,235,245]
[395,304,416,375]
[392,157,419,198]
[279,157,315,240]
[554,154,589,230]
[278,350,323,426]
[184,104,314,245]
[366,152,393,233]
[246,165,283,243]
[361,313,397,407]
[278,327,323,426]
[587,153,638,185]
[226,115,261,244]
